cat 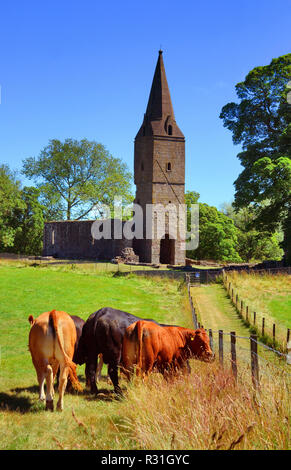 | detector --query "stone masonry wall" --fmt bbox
[43,220,132,260]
